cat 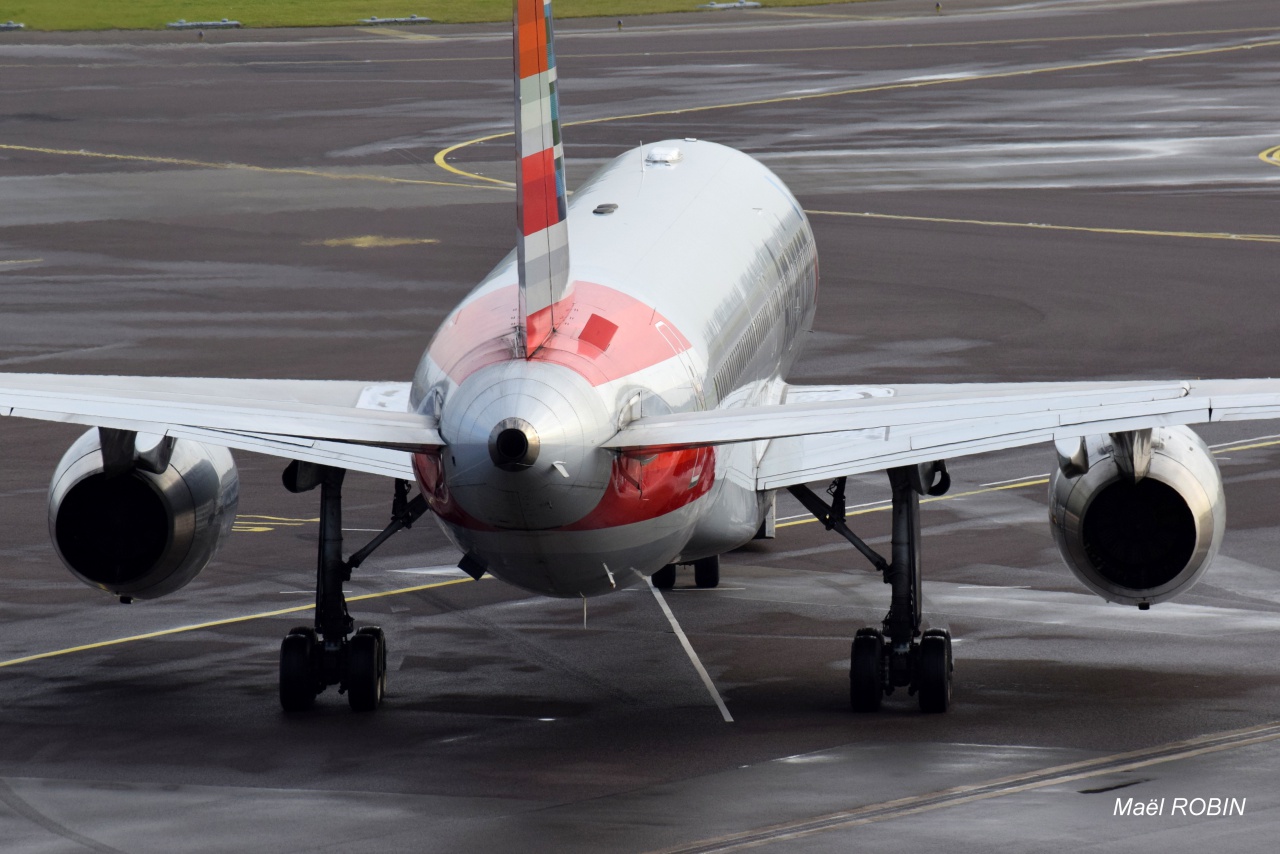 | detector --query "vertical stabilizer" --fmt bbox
[514,0,571,357]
